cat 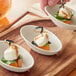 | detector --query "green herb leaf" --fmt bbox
[6,60,16,65]
[1,57,16,65]
[6,39,14,46]
[35,26,43,33]
[1,57,7,63]
[54,12,72,22]
[18,55,22,59]
[71,14,73,17]
[45,43,49,46]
